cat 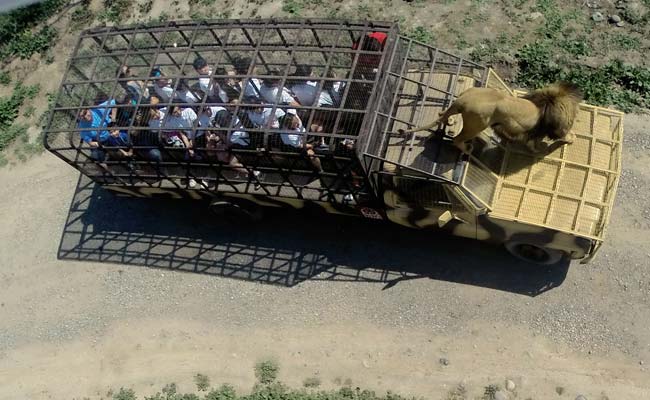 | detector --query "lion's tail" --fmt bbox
[524,81,582,140]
